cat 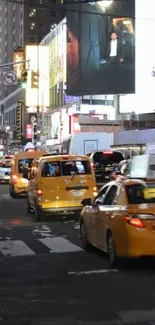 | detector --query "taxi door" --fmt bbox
[95,185,119,249]
[89,185,110,246]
